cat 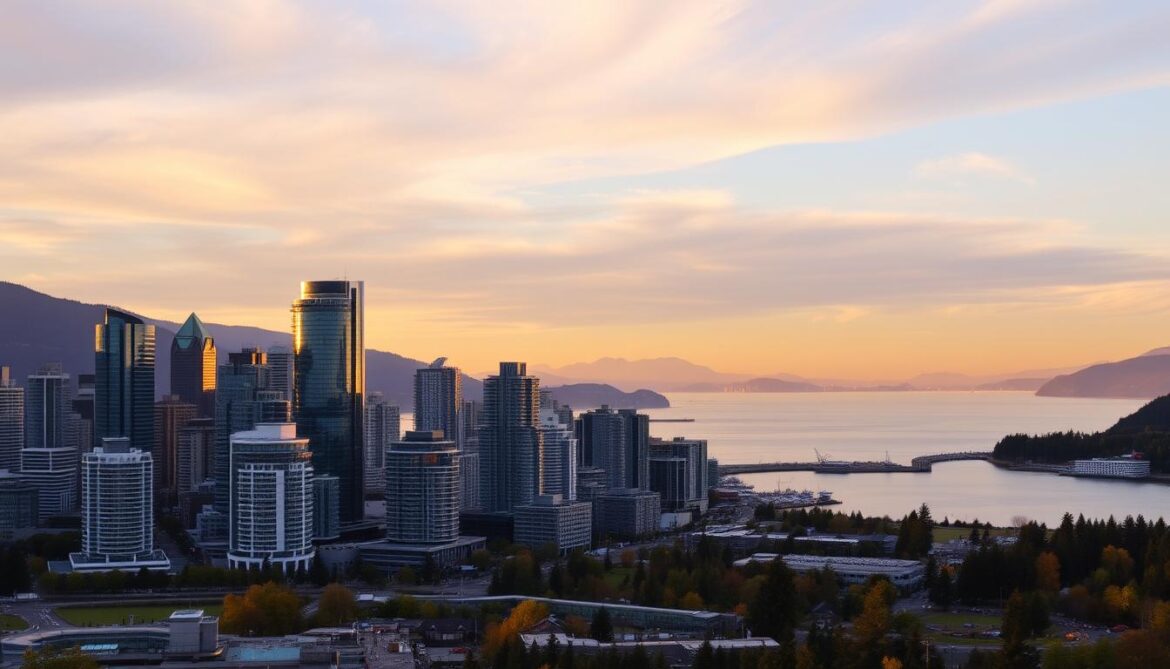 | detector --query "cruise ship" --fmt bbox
[1065,453,1151,479]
